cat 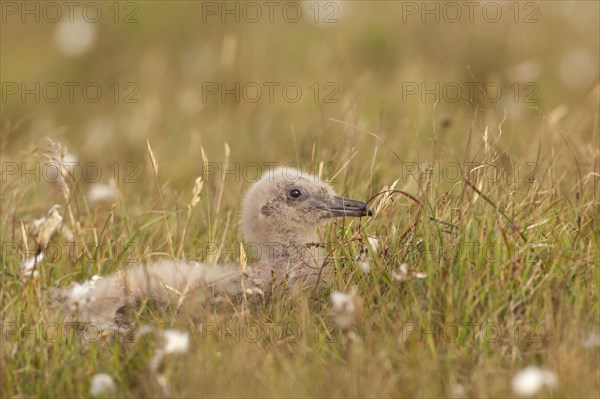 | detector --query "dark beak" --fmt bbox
[325,196,372,217]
